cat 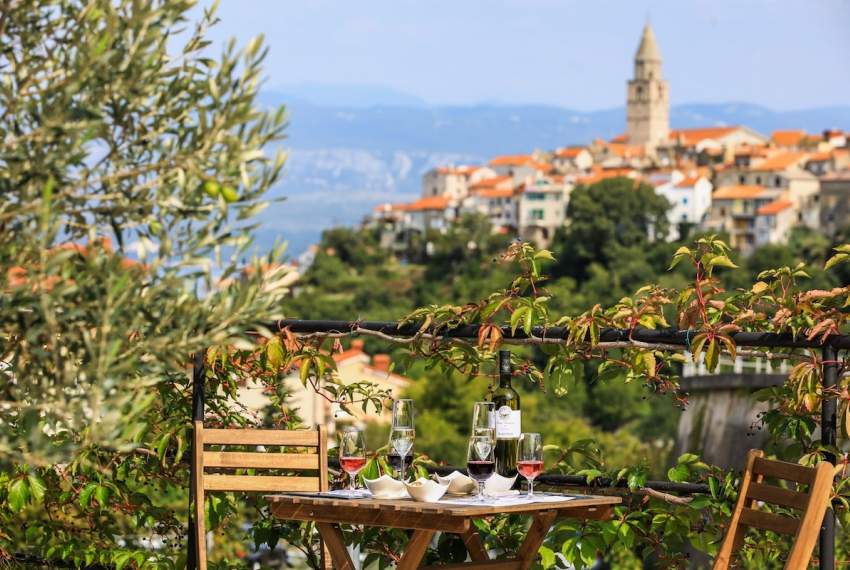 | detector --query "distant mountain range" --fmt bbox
[254,89,850,256]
